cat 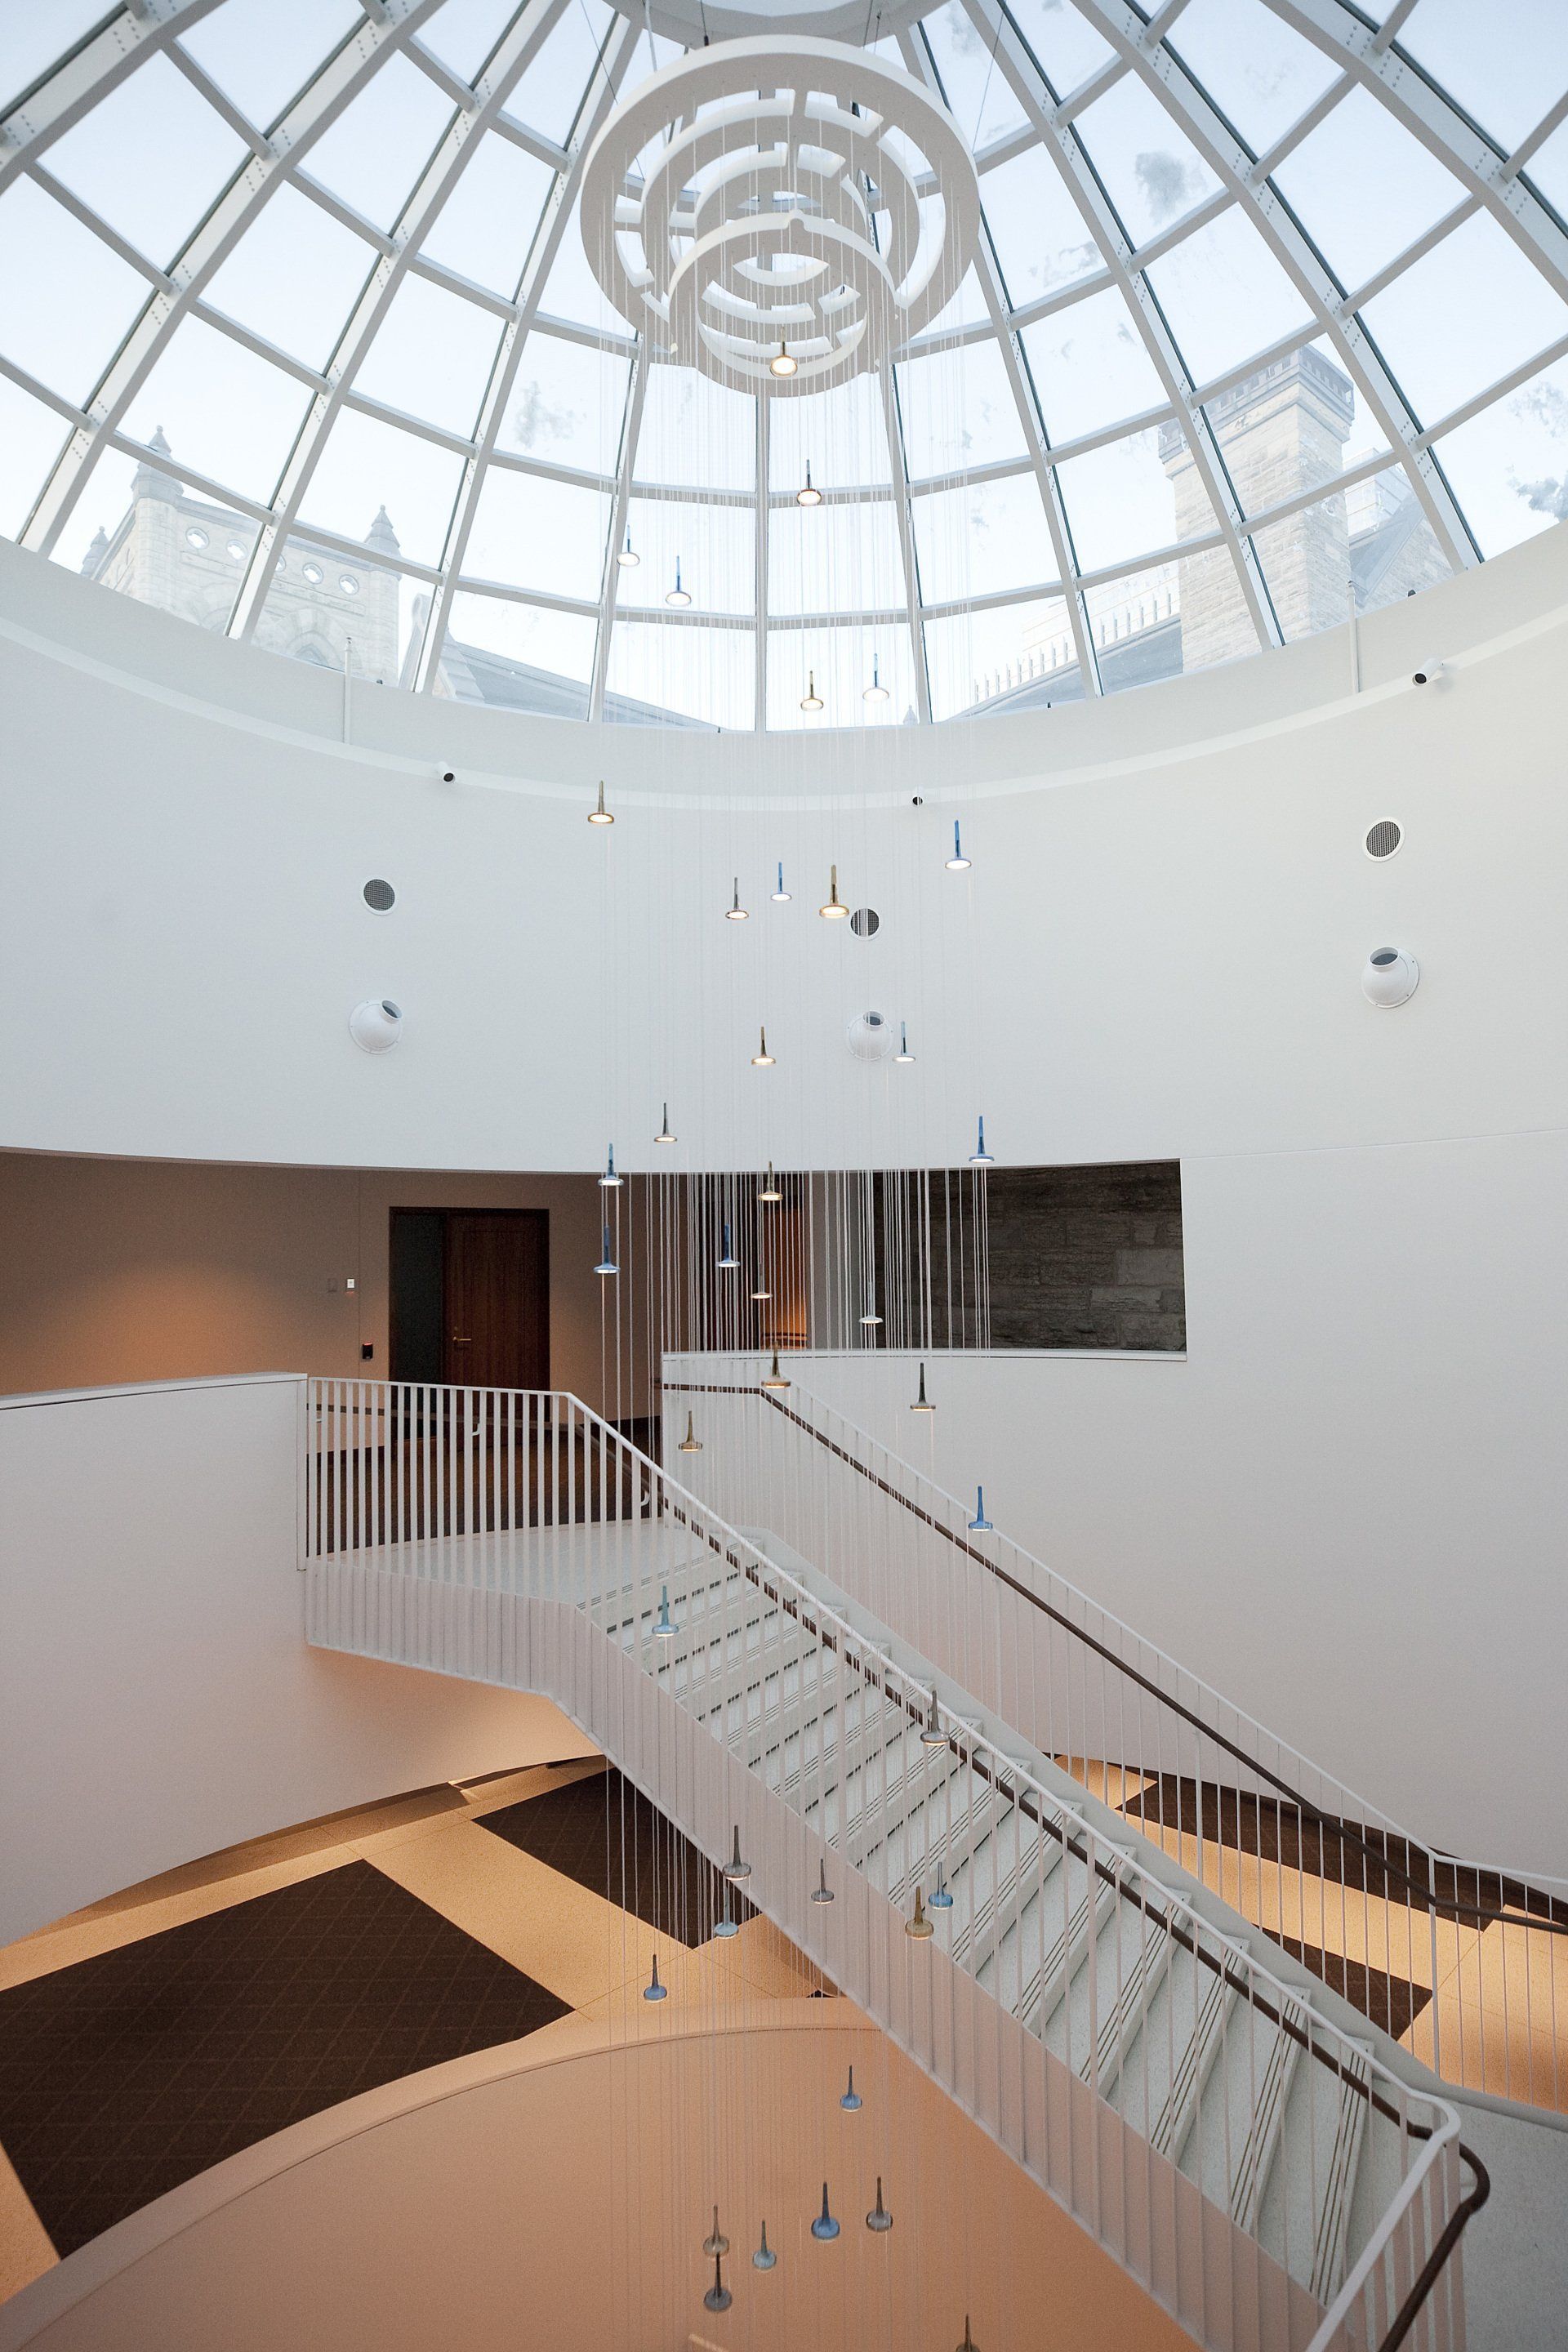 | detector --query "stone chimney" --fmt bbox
[1160,347,1355,666]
